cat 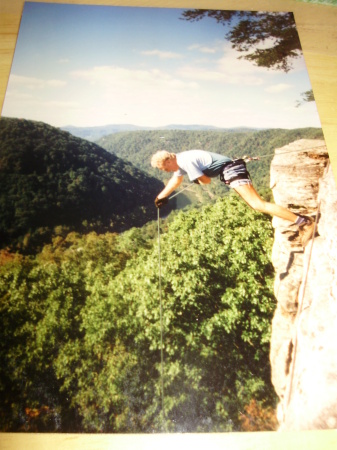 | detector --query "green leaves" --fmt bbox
[0,194,277,432]
[0,118,165,252]
[182,10,301,73]
[98,193,277,431]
